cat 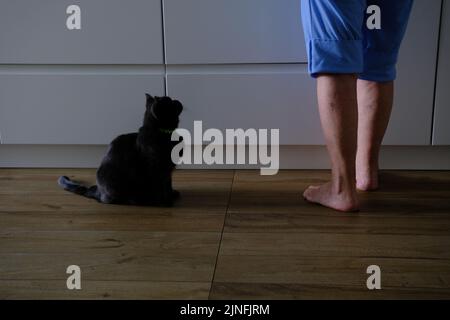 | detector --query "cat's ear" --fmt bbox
[173,100,183,116]
[145,93,155,105]
[150,98,163,118]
